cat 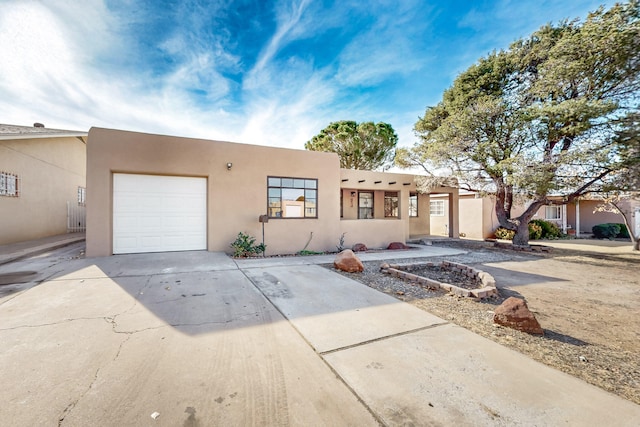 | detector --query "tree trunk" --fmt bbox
[512,220,531,246]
